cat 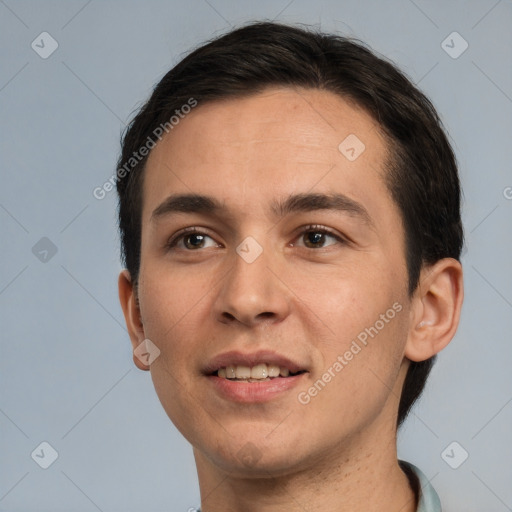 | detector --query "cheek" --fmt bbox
[138,269,208,438]
[294,268,407,406]
[299,318,407,436]
[290,259,398,338]
[137,269,208,367]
